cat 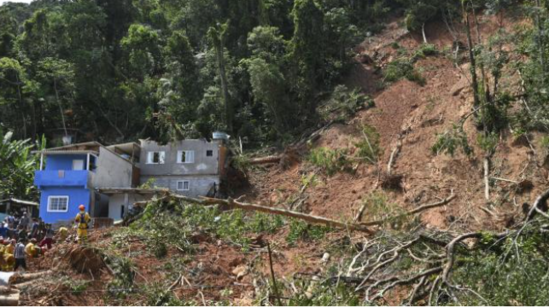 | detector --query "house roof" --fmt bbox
[0,198,39,207]
[107,142,141,159]
[96,187,169,195]
[33,141,103,155]
[37,150,99,156]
